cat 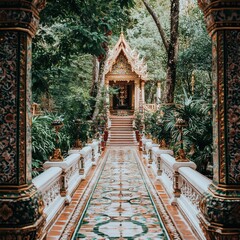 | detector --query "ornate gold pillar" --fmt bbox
[135,81,140,110]
[156,81,161,103]
[0,1,46,239]
[106,80,110,105]
[198,1,240,239]
[132,82,135,110]
[141,81,145,103]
